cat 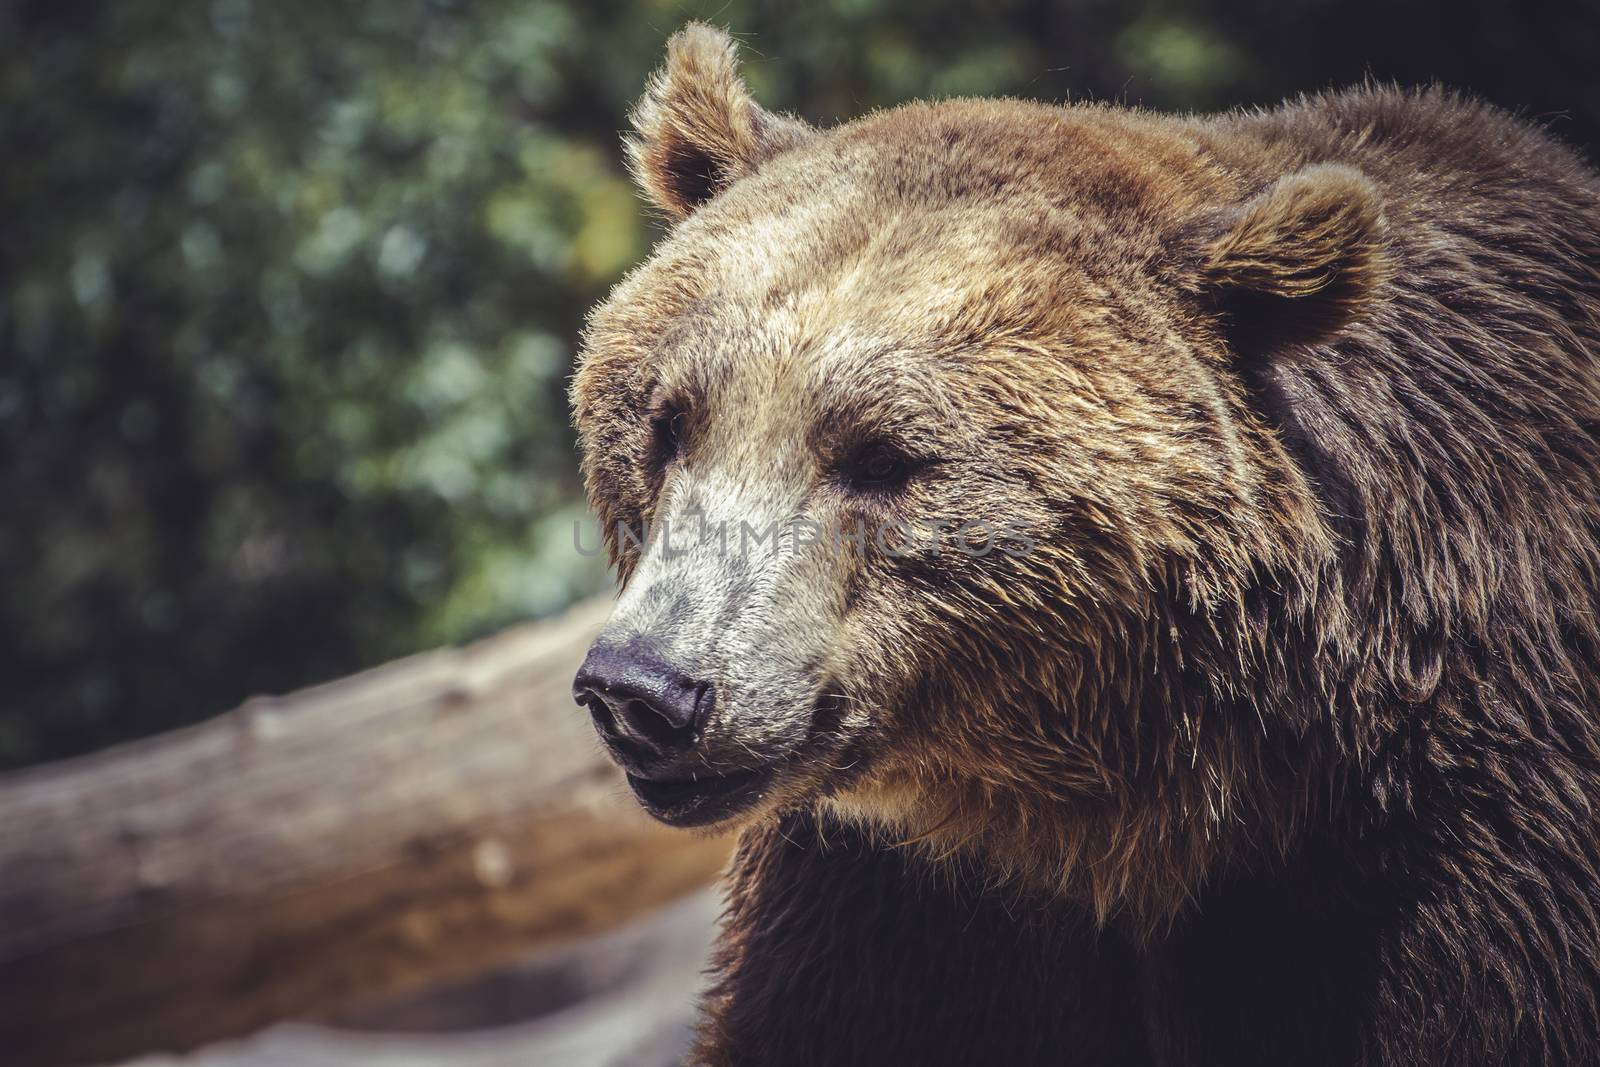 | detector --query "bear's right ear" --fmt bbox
[626,23,815,221]
[1187,164,1391,359]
